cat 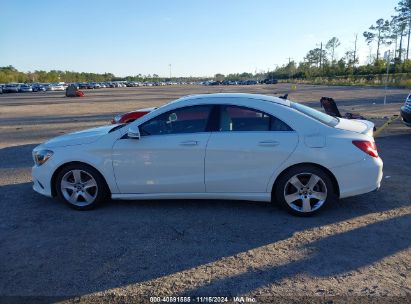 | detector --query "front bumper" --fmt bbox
[332,156,383,199]
[32,165,53,197]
